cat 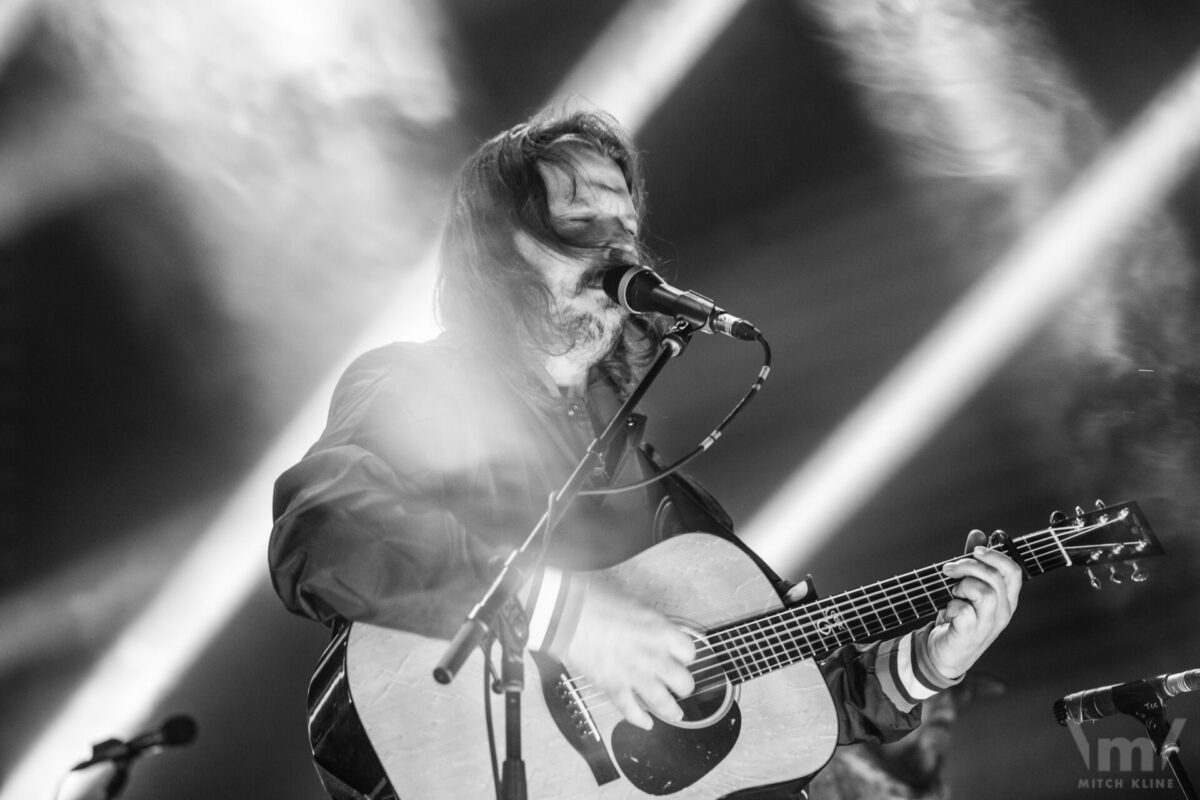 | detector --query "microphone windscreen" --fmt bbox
[1052,698,1069,726]
[161,715,198,746]
[601,265,630,301]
